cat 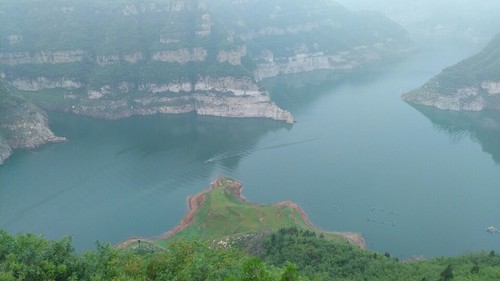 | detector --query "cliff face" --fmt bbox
[0,82,65,164]
[403,33,500,111]
[0,137,13,165]
[63,77,293,123]
[0,0,412,124]
[254,49,382,81]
